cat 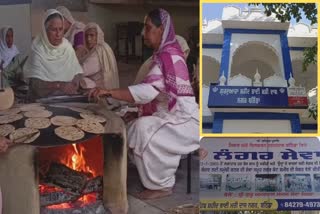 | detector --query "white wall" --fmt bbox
[203,48,221,63]
[88,4,198,49]
[0,4,32,54]
[222,120,292,133]
[230,33,284,80]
